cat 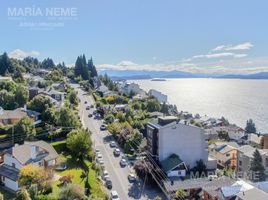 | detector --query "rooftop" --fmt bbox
[5,140,58,165]
[160,154,184,173]
[236,187,268,200]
